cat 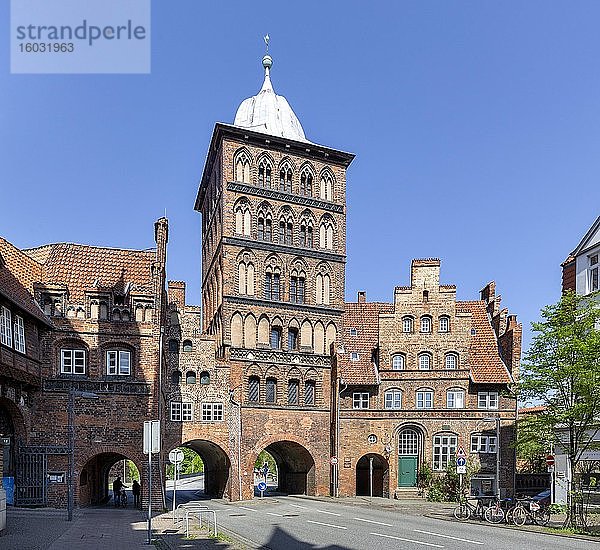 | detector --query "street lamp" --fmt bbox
[67,388,98,521]
[482,416,501,498]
